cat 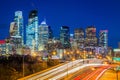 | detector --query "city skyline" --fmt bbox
[0,0,120,48]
